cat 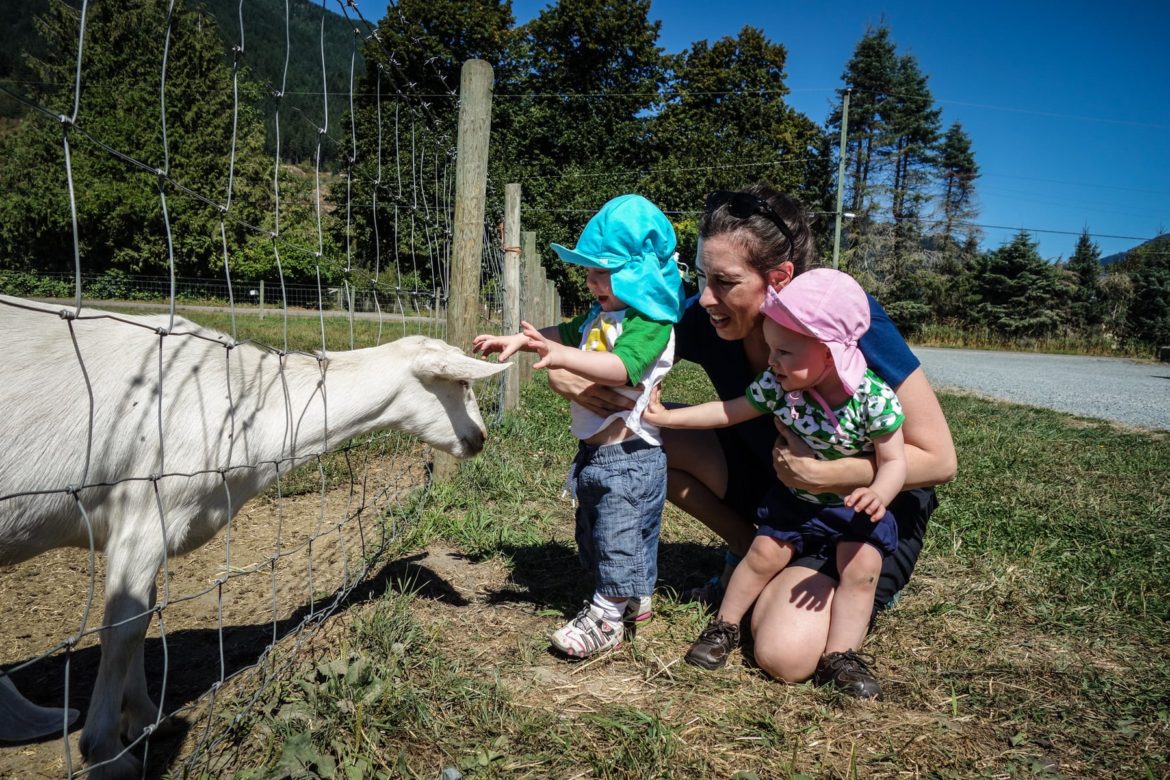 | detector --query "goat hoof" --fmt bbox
[80,731,142,780]
[122,712,183,741]
[85,752,144,780]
